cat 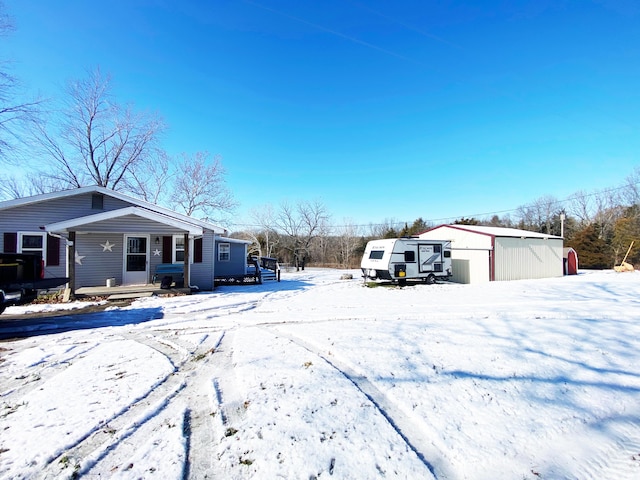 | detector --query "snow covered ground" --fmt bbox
[1,268,640,480]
